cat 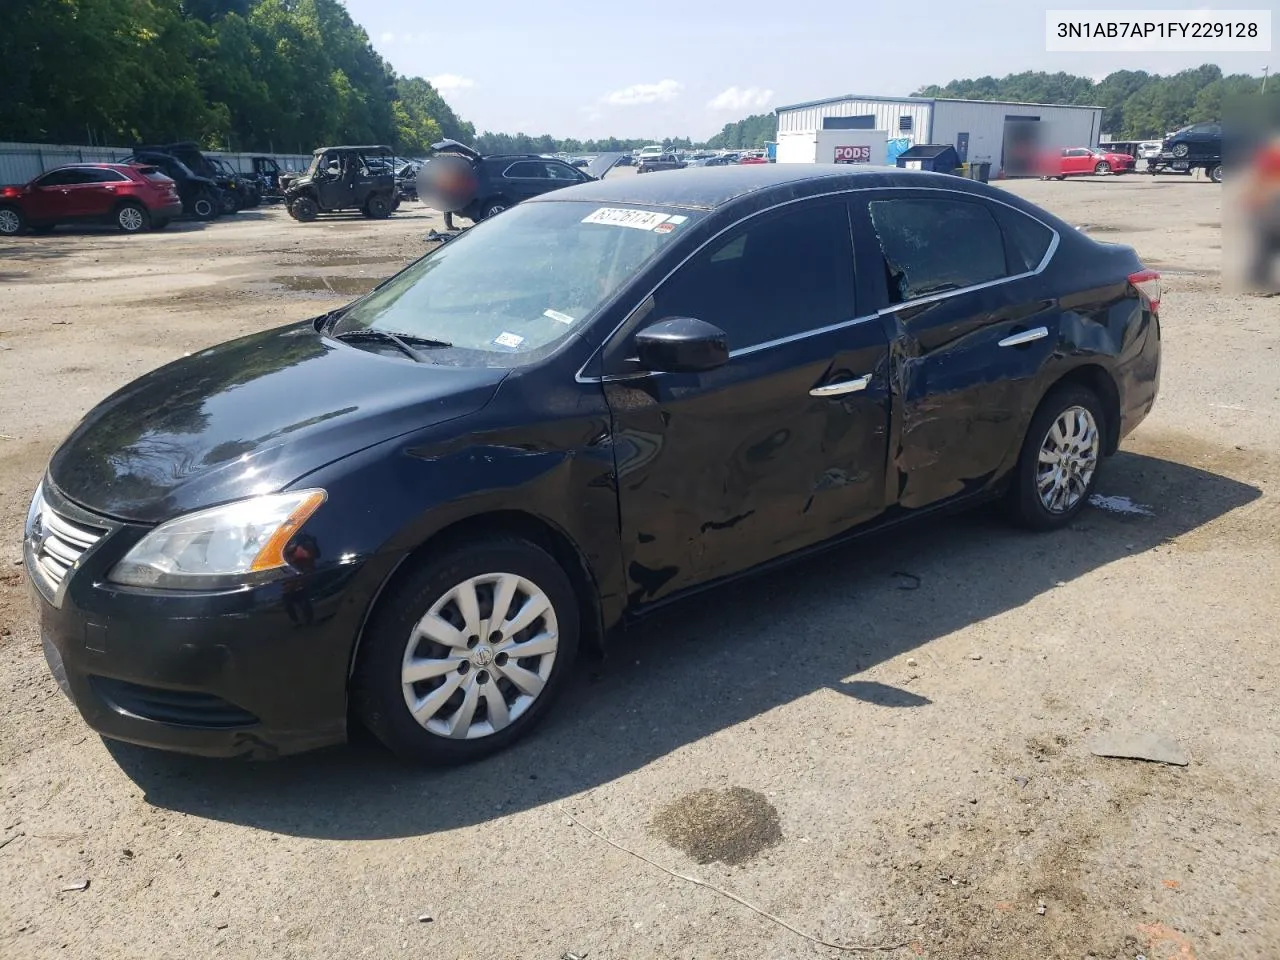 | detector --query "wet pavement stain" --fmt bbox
[269,275,380,296]
[651,787,782,865]
[294,253,404,266]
